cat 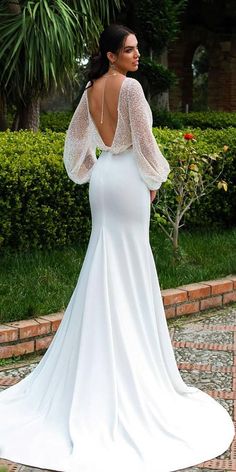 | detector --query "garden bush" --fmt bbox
[40,111,73,132]
[152,109,236,130]
[39,110,236,133]
[0,130,92,249]
[0,127,235,250]
[153,127,236,228]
